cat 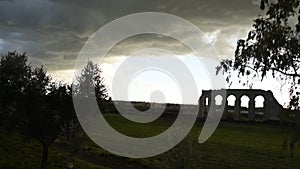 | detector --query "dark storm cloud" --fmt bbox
[0,0,260,74]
